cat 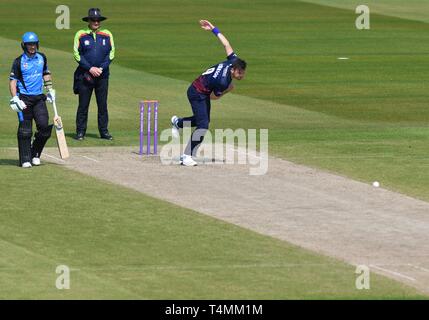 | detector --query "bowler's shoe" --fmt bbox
[180,154,197,167]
